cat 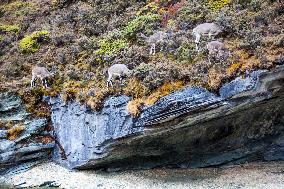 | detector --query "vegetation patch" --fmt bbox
[0,24,20,33]
[7,124,25,140]
[0,0,283,119]
[121,13,160,39]
[205,0,231,11]
[95,38,128,57]
[19,30,50,53]
[1,1,36,16]
[127,81,184,116]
